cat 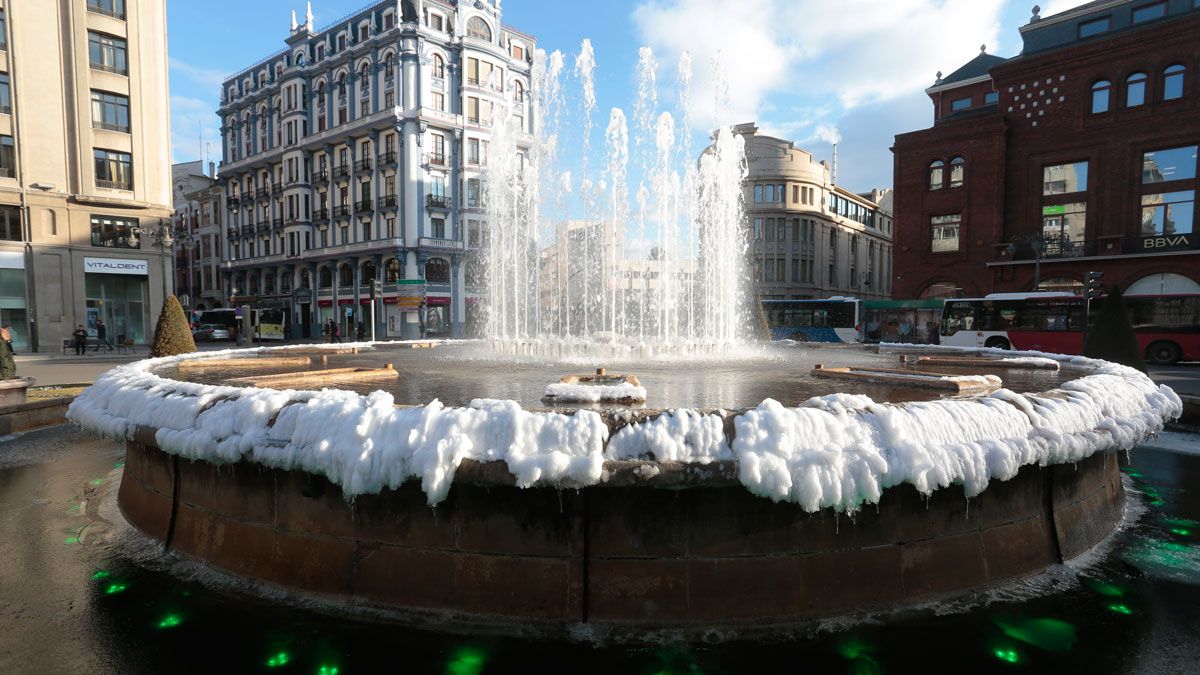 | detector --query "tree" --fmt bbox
[0,337,14,380]
[1083,285,1146,372]
[150,295,197,358]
